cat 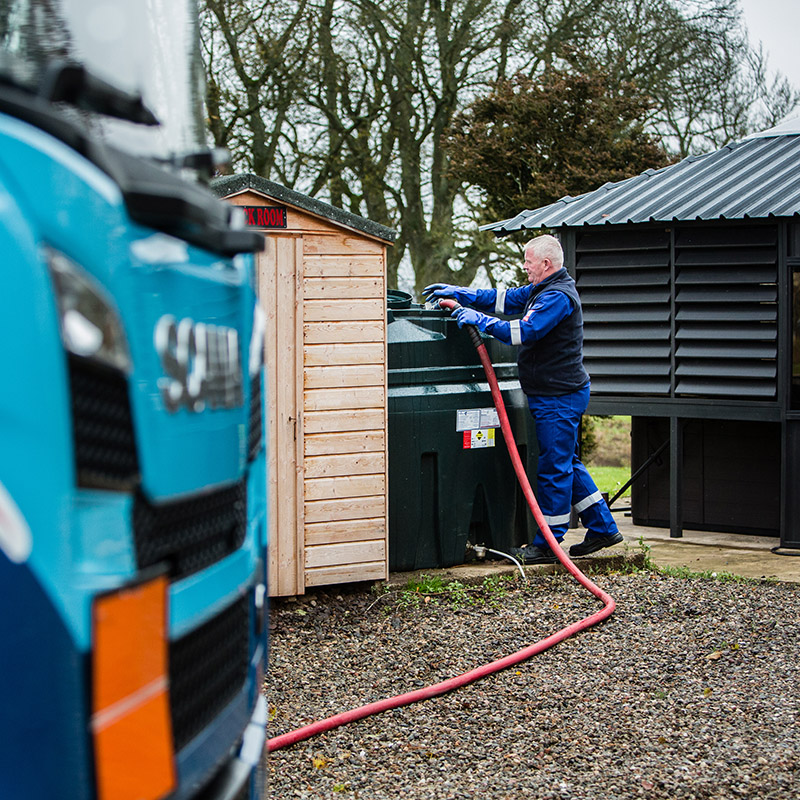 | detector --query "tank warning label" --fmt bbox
[463,429,495,449]
[456,408,500,432]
